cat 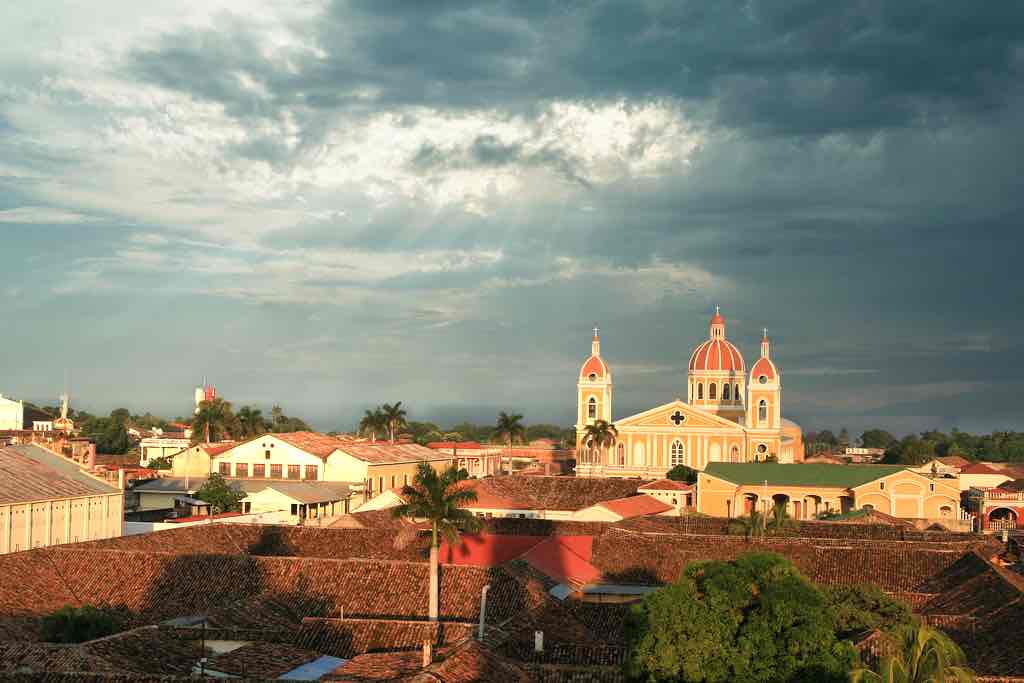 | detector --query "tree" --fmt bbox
[824,584,915,642]
[860,429,897,450]
[196,473,245,514]
[766,502,799,535]
[839,428,851,450]
[493,411,526,475]
[625,552,856,682]
[727,509,766,540]
[42,605,121,643]
[192,397,238,444]
[237,406,267,437]
[359,408,388,443]
[381,402,408,443]
[849,624,974,683]
[582,419,618,468]
[667,464,699,484]
[147,456,172,470]
[391,463,481,620]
